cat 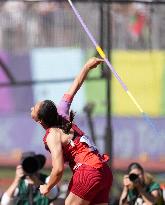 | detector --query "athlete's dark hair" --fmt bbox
[127,162,144,174]
[38,100,75,134]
